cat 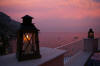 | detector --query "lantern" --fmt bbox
[16,15,41,61]
[88,28,94,39]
